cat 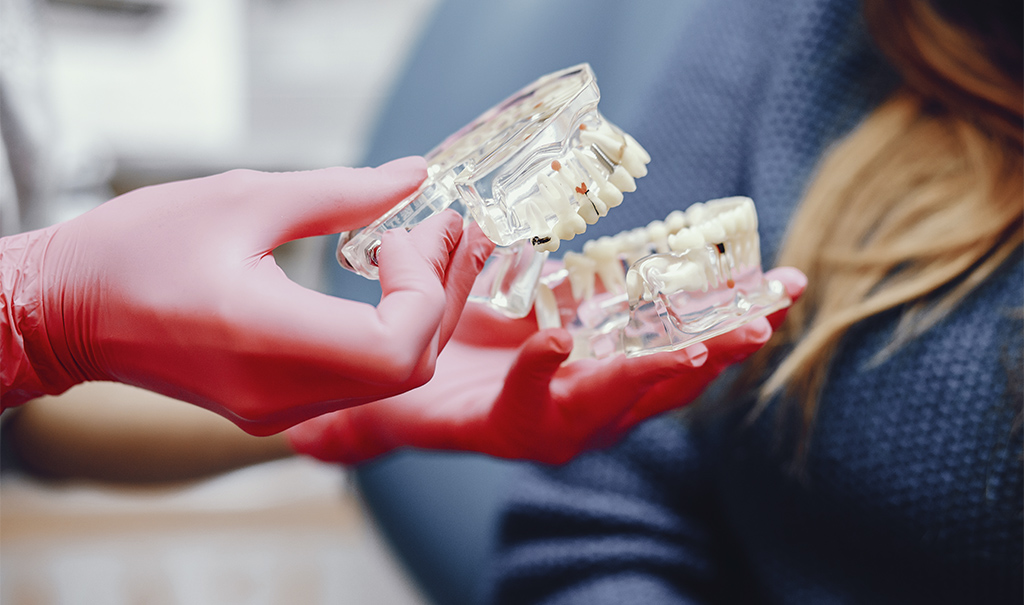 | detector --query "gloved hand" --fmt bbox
[1,157,495,434]
[287,267,807,464]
